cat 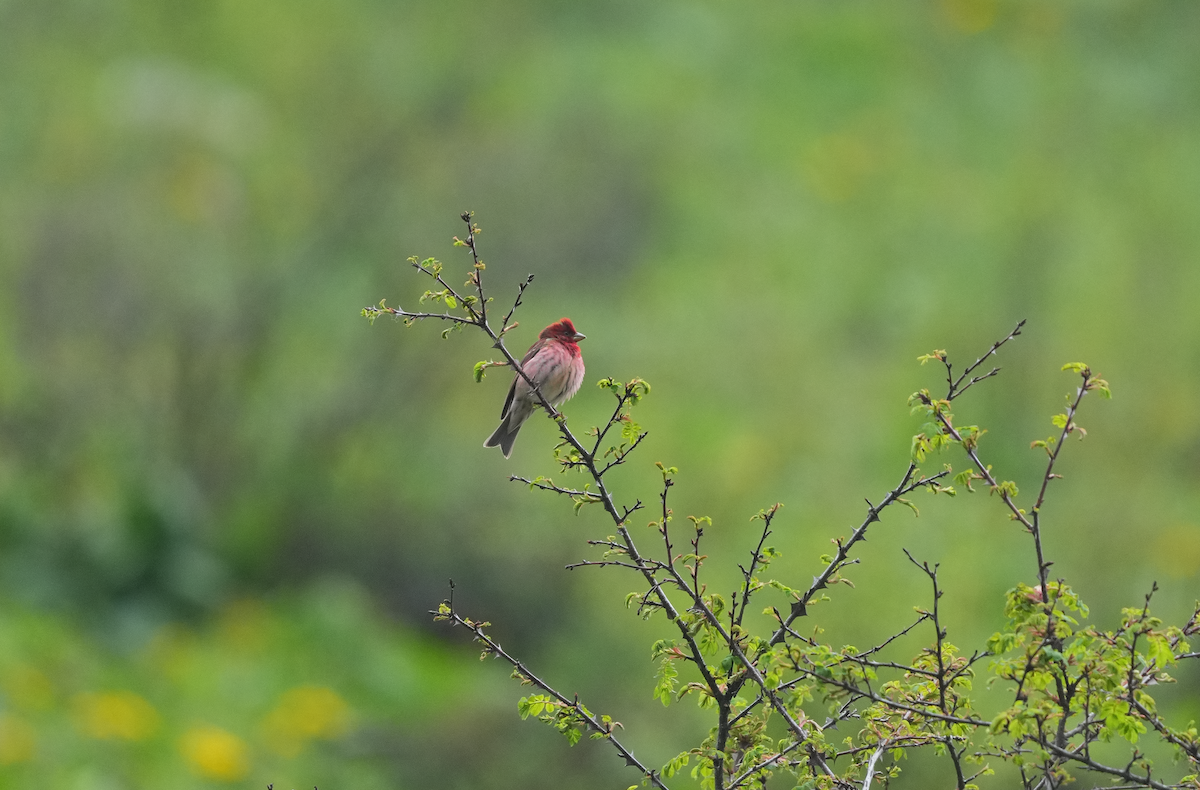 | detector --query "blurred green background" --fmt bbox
[1,0,1199,787]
